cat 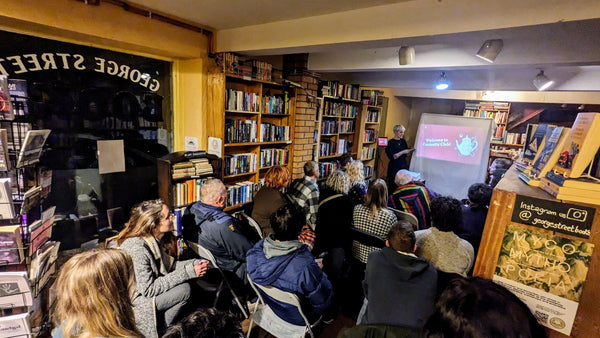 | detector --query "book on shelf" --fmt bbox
[16,129,51,168]
[519,126,570,186]
[521,124,551,165]
[0,178,15,220]
[545,170,600,190]
[29,241,59,296]
[0,225,23,264]
[0,312,31,337]
[553,112,600,178]
[20,186,41,215]
[29,206,55,256]
[0,271,32,308]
